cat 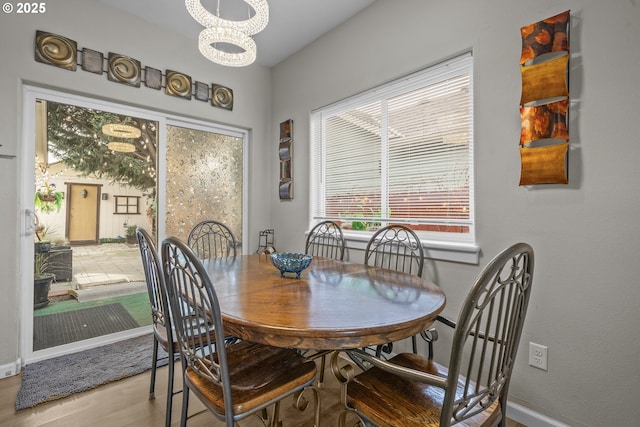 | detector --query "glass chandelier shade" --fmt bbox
[107,141,136,153]
[185,0,269,67]
[199,26,257,67]
[185,0,269,35]
[102,123,141,139]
